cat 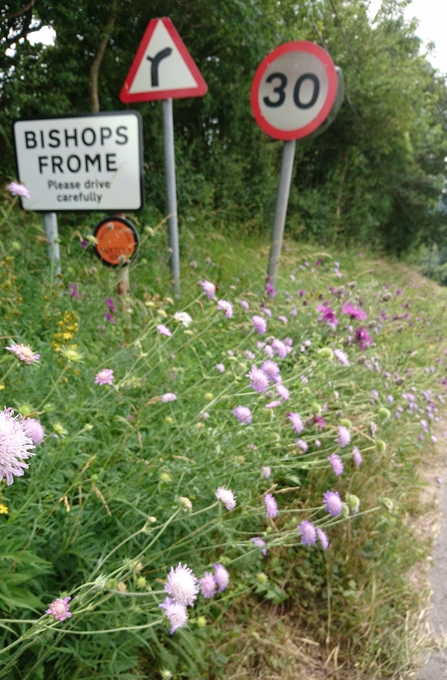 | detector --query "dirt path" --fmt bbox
[418,459,447,678]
